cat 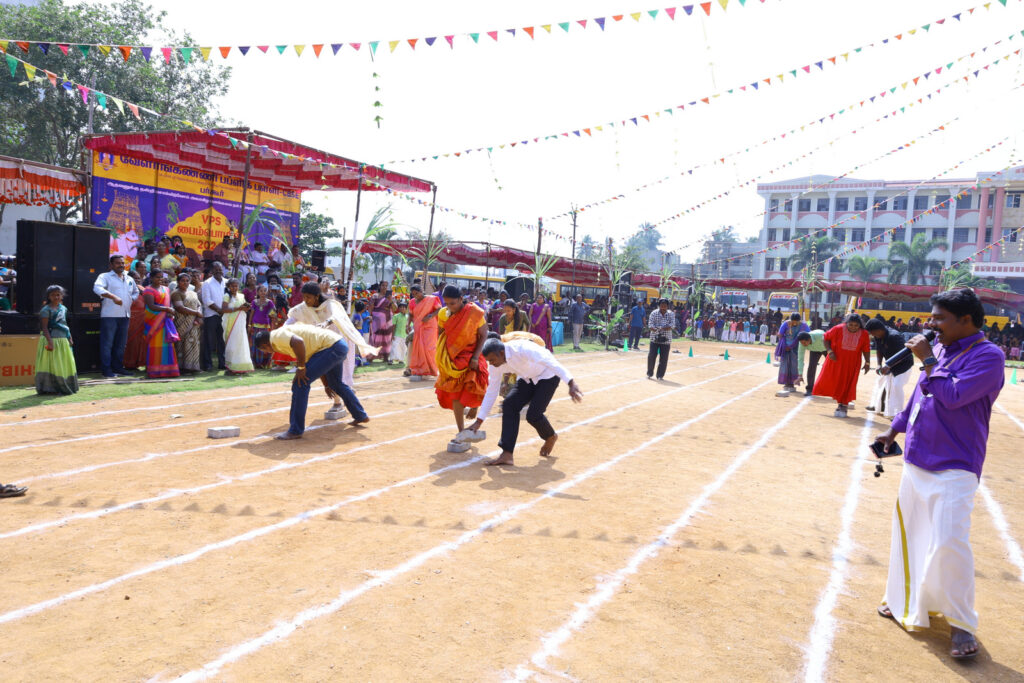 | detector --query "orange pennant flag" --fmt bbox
[407,39,418,49]
[118,45,132,61]
[312,44,324,57]
[524,26,535,39]
[700,2,712,15]
[219,46,231,58]
[45,70,57,86]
